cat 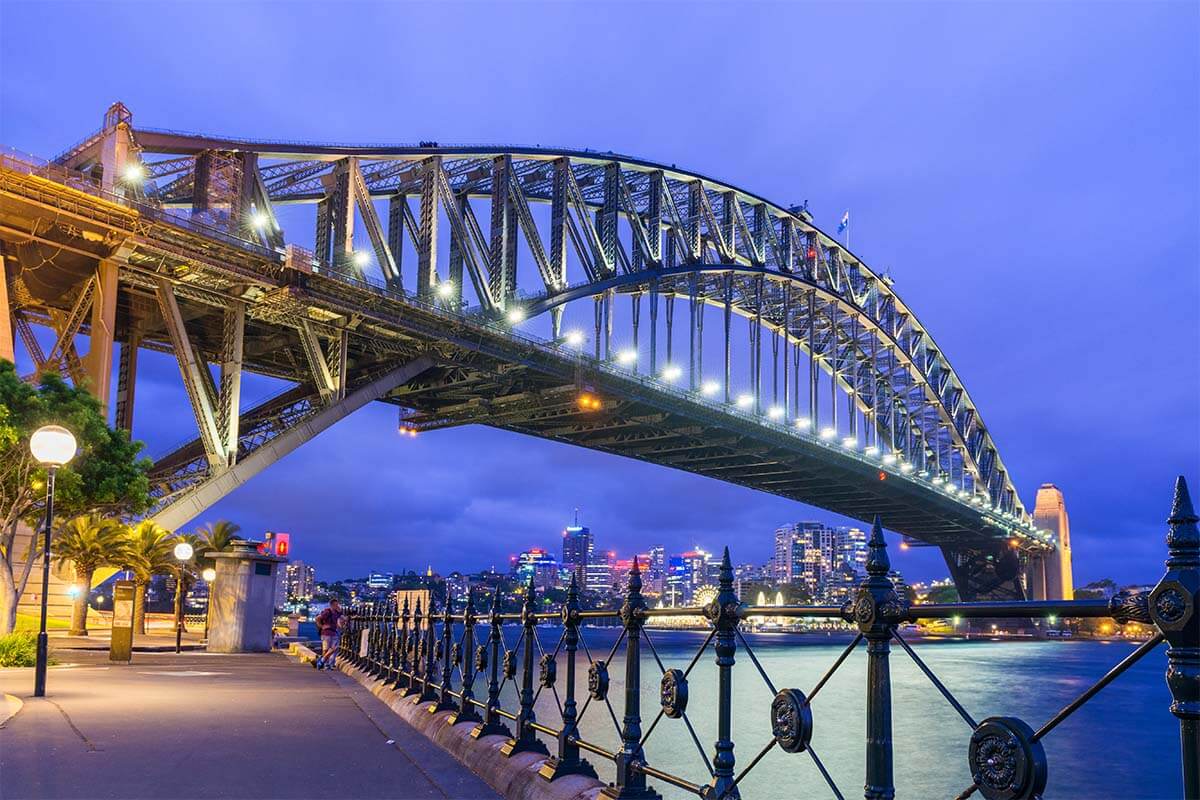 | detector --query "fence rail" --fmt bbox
[338,478,1199,800]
